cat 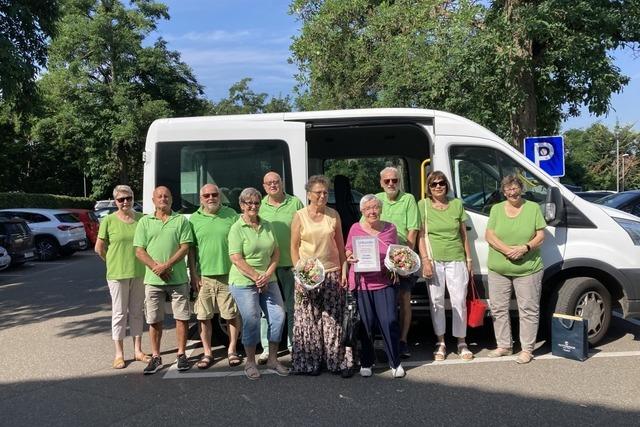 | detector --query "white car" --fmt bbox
[0,209,87,261]
[0,246,10,271]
